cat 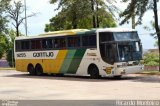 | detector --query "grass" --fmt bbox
[139,70,160,75]
[0,67,15,70]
